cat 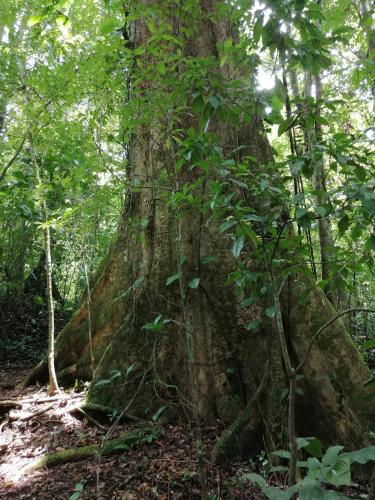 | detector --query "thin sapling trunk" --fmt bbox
[29,131,60,395]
